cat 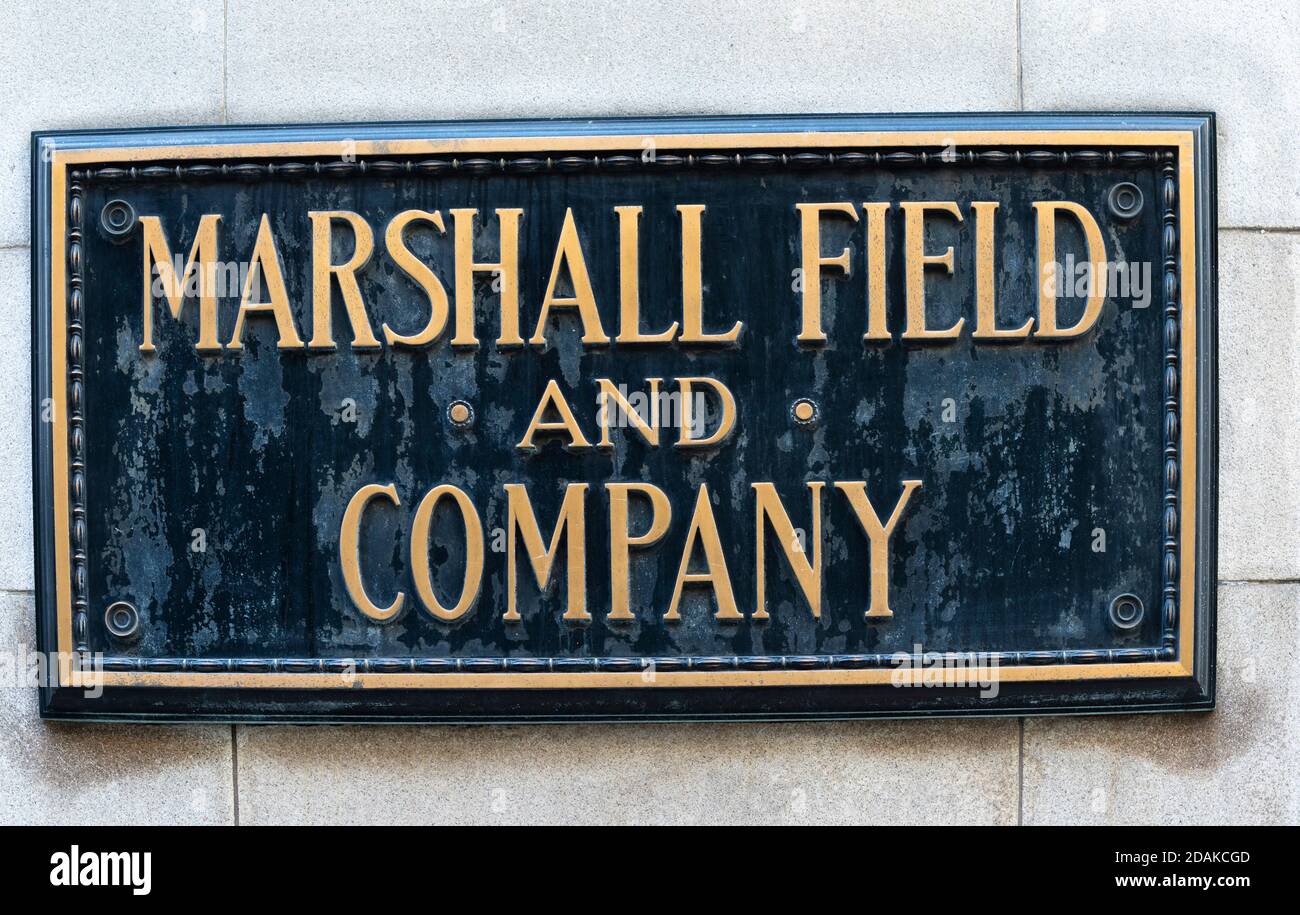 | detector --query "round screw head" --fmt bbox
[100,199,137,238]
[447,400,474,428]
[1107,182,1144,220]
[791,398,819,427]
[105,600,141,640]
[1108,593,1145,630]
